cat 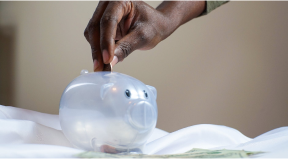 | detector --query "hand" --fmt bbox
[84,1,205,72]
